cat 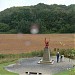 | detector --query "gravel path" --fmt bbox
[5,56,75,75]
